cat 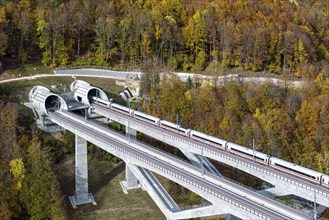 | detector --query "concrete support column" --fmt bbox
[181,149,222,177]
[226,214,240,220]
[125,165,139,186]
[258,186,288,197]
[120,123,141,193]
[126,120,137,140]
[180,149,200,165]
[69,135,96,208]
[120,164,141,194]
